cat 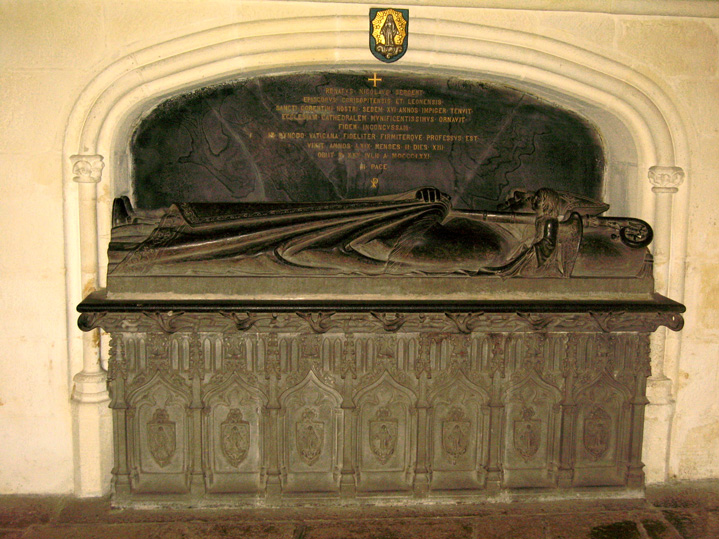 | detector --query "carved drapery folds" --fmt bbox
[81,300,683,502]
